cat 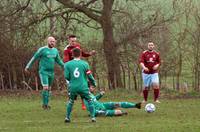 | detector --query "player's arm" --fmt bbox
[64,64,70,81]
[82,50,96,57]
[63,49,70,63]
[78,45,91,57]
[95,91,105,100]
[80,45,96,57]
[82,50,92,57]
[139,52,149,72]
[153,53,161,70]
[87,72,96,87]
[55,50,64,68]
[157,53,161,66]
[25,48,42,71]
[86,63,96,87]
[140,63,149,72]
